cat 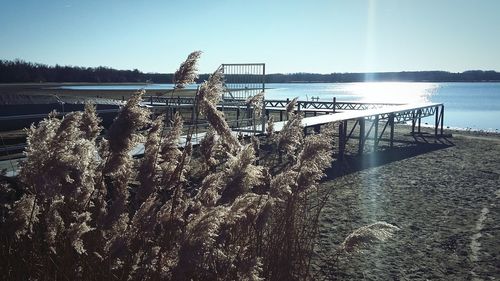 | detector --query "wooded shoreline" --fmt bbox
[2,59,500,83]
